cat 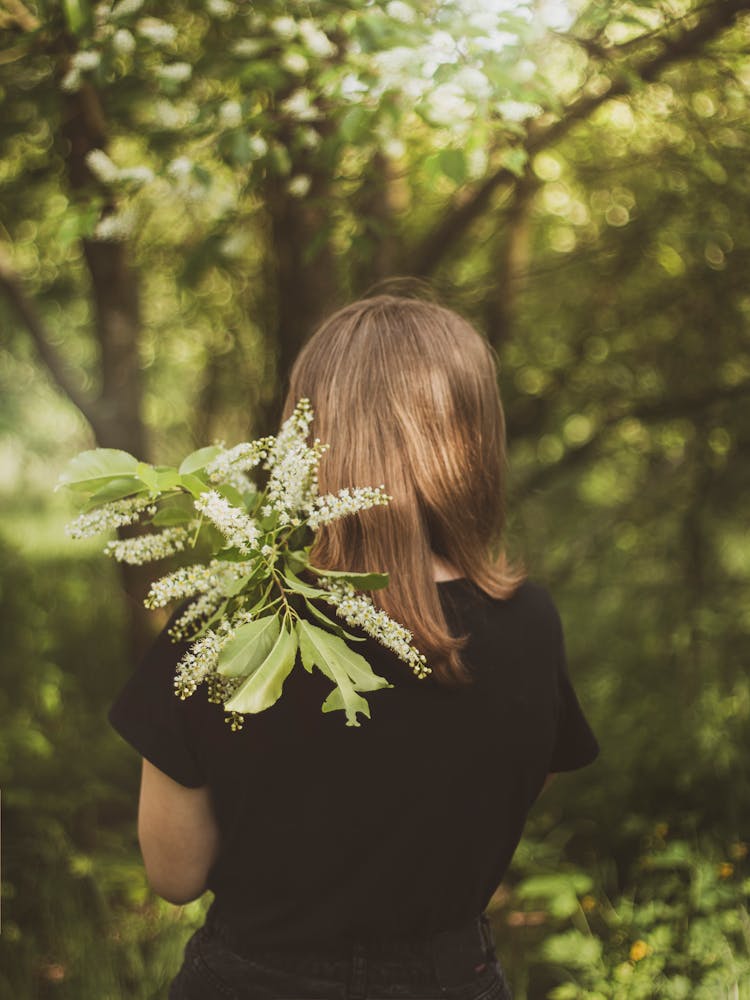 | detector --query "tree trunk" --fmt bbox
[61,81,153,657]
[261,175,342,432]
